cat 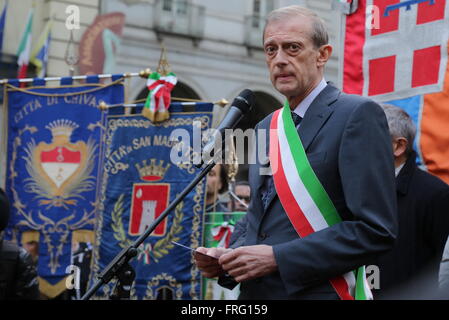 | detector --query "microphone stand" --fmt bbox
[82,160,217,300]
[82,89,254,300]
